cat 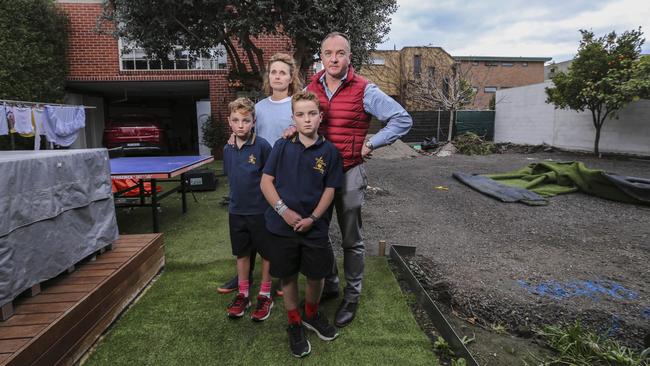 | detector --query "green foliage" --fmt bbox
[534,321,649,366]
[200,116,229,151]
[100,0,397,88]
[545,28,649,155]
[453,132,495,155]
[433,336,455,358]
[0,0,68,102]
